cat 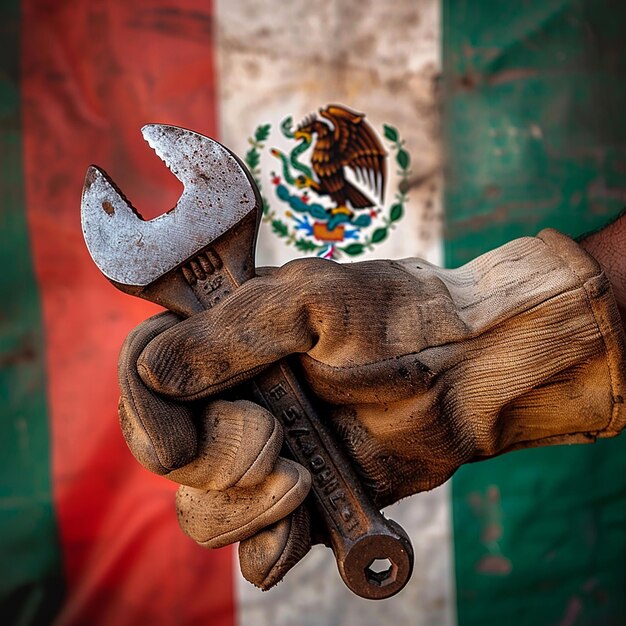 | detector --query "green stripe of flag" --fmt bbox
[444,0,626,623]
[0,3,64,624]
